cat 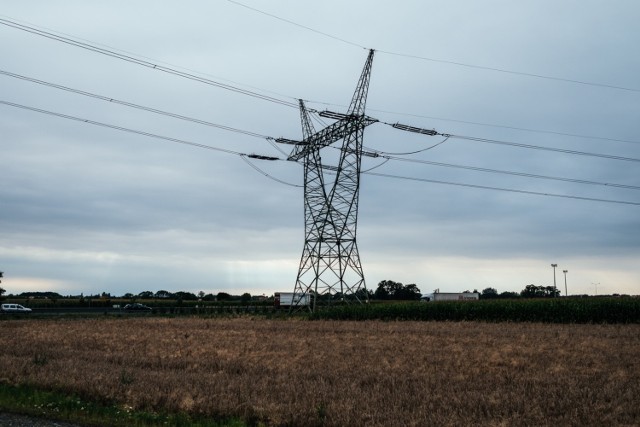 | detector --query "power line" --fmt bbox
[226,0,366,50]
[307,100,640,146]
[364,136,449,156]
[225,0,640,93]
[383,121,640,163]
[0,17,299,109]
[365,107,640,146]
[17,62,640,171]
[364,171,640,206]
[0,69,271,140]
[4,16,636,147]
[1,99,247,157]
[3,99,638,206]
[377,154,640,191]
[448,134,640,163]
[240,155,301,187]
[13,62,631,171]
[377,50,640,93]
